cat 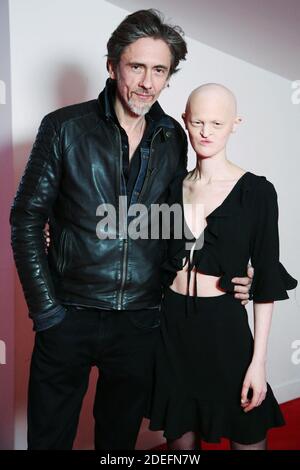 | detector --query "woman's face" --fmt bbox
[183,87,240,159]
